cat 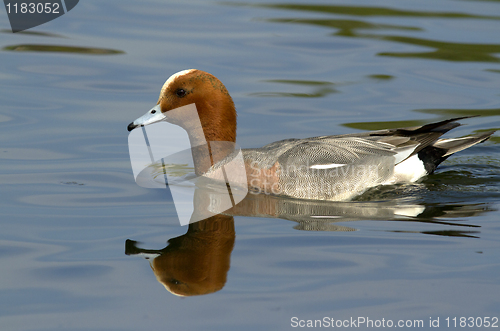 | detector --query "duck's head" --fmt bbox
[127,69,237,143]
